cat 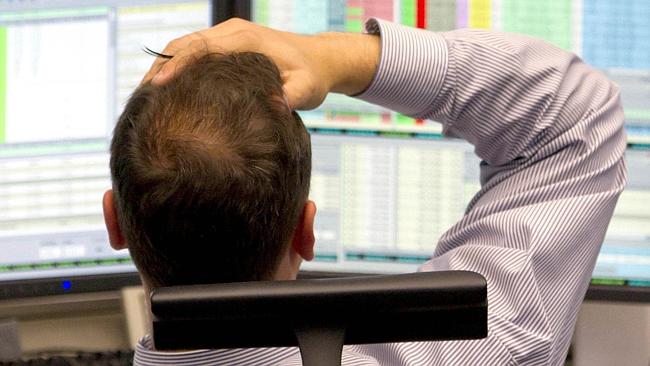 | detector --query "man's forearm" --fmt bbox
[311,32,380,97]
